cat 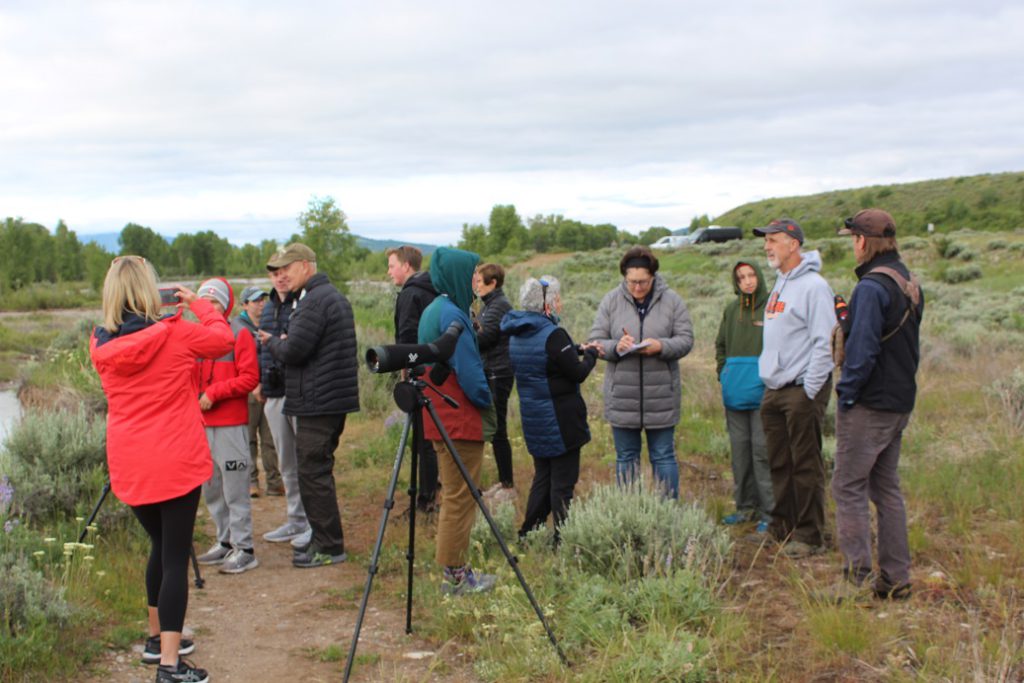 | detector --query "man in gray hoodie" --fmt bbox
[753,219,835,558]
